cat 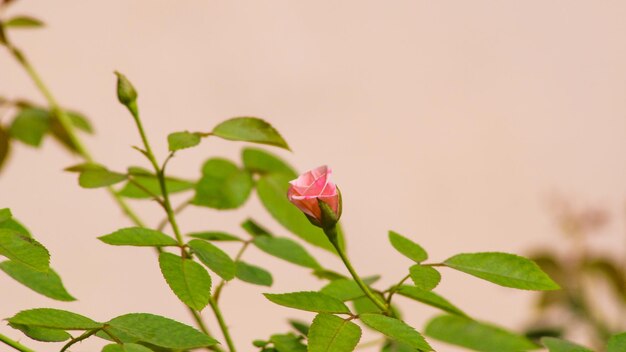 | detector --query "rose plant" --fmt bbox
[1,4,625,352]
